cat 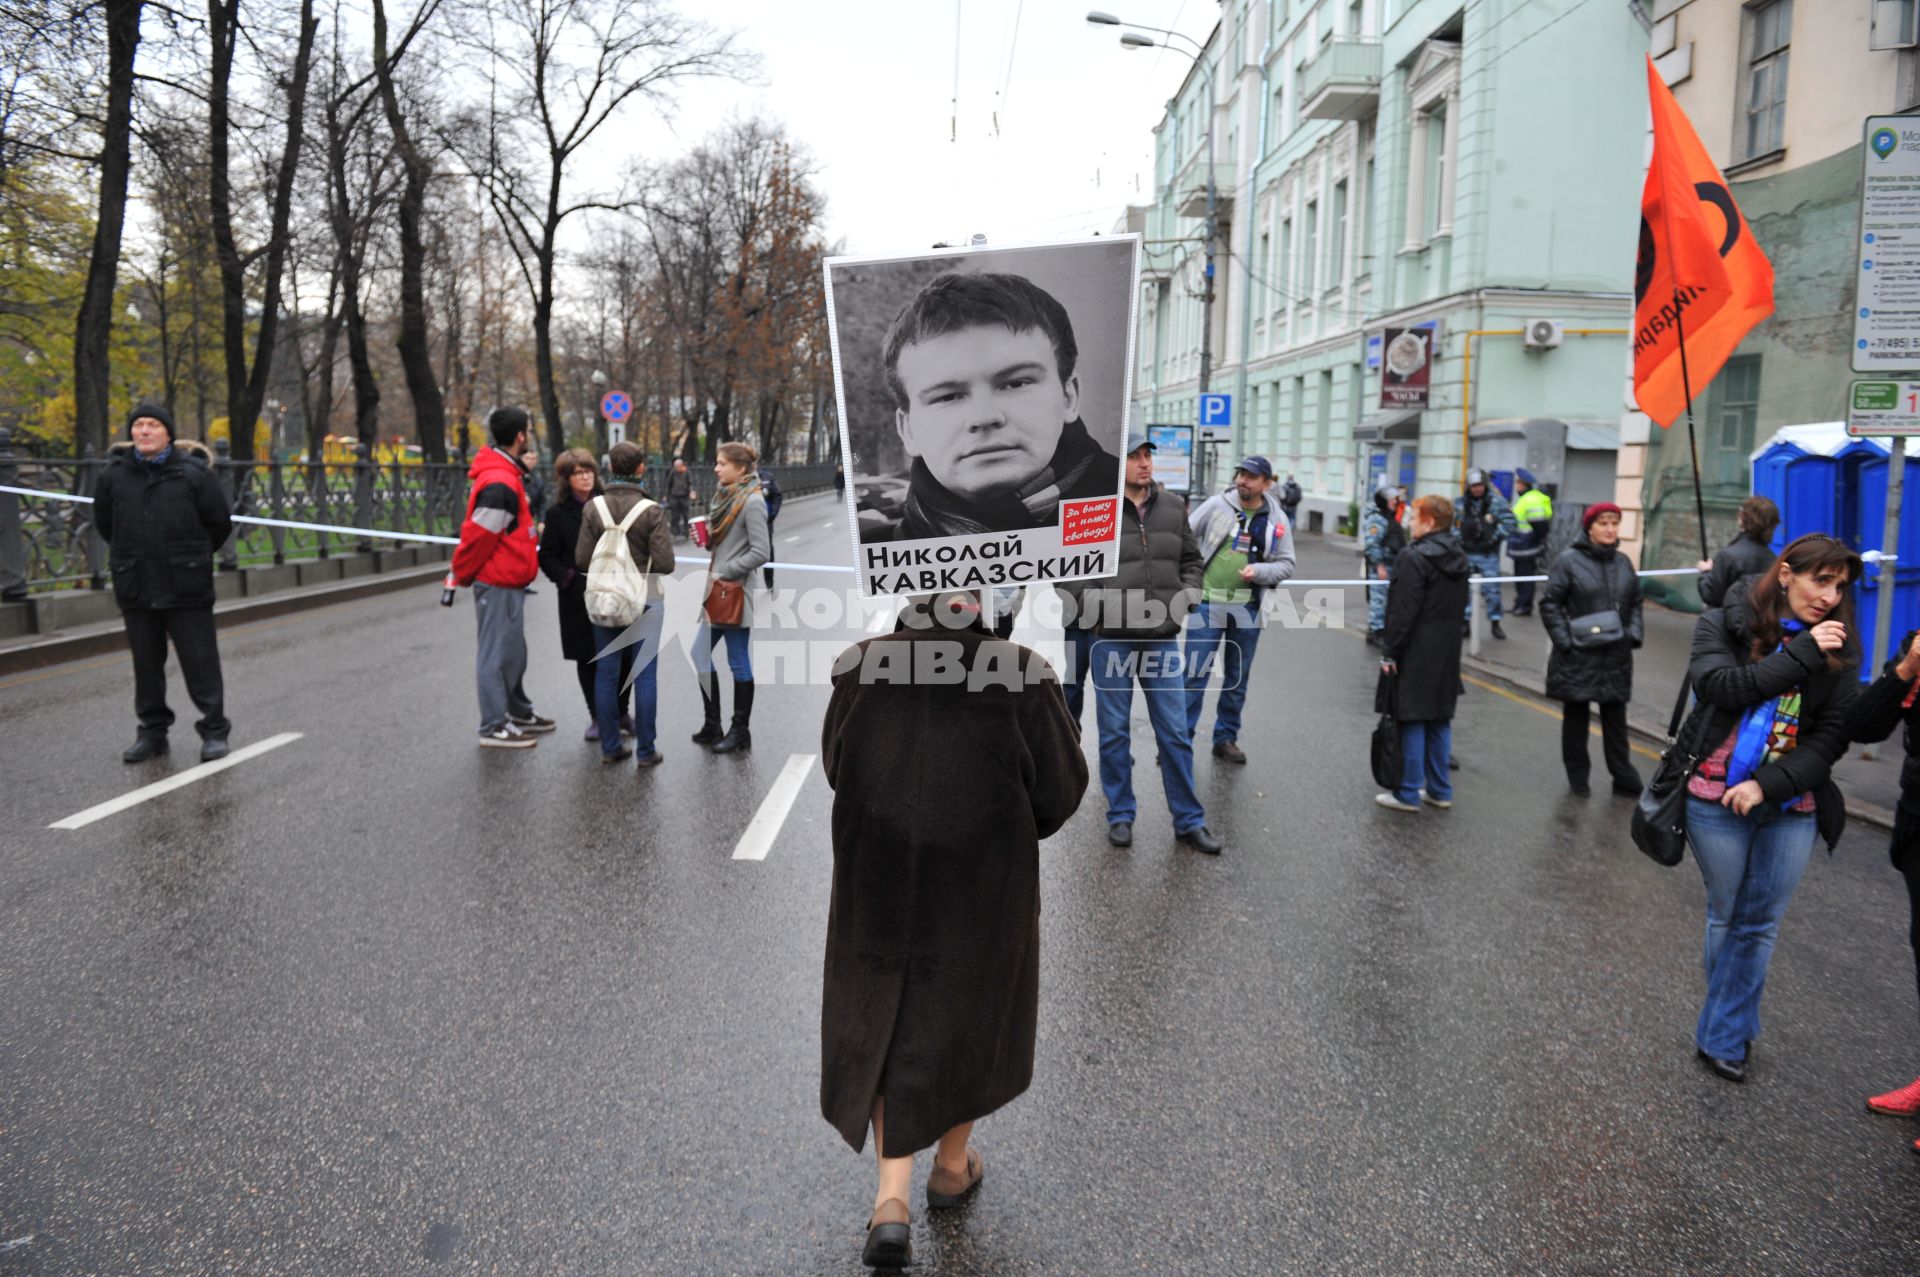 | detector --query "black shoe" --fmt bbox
[691,721,723,745]
[1108,821,1133,847]
[1212,741,1247,764]
[1365,629,1384,649]
[1612,779,1644,798]
[1176,826,1224,855]
[1698,1048,1746,1083]
[1511,608,1532,617]
[863,1199,911,1269]
[1569,782,1592,797]
[634,750,664,768]
[199,738,230,763]
[712,681,754,754]
[122,737,168,764]
[712,726,751,754]
[602,745,634,764]
[1490,621,1507,640]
